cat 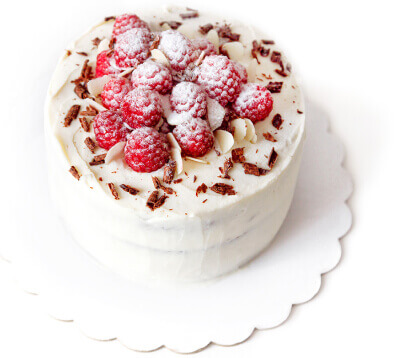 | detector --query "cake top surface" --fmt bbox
[46,6,305,218]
